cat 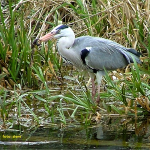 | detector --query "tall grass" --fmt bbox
[0,1,32,86]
